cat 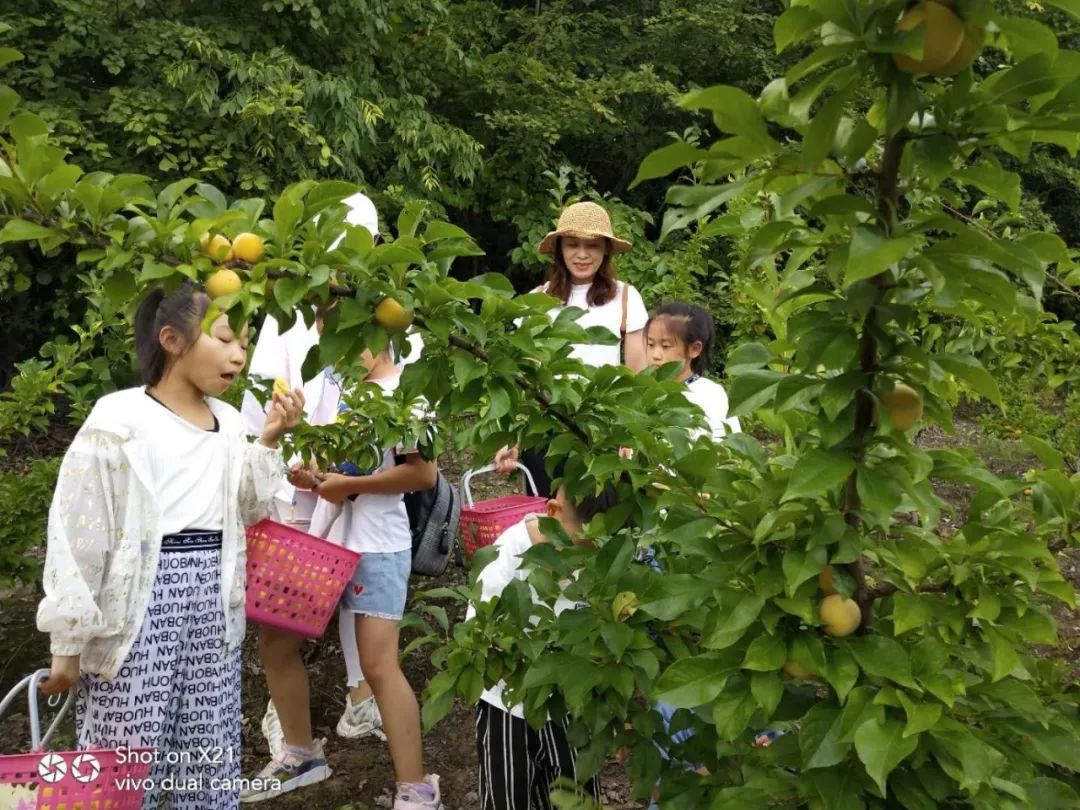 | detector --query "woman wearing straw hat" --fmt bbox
[494,200,648,495]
